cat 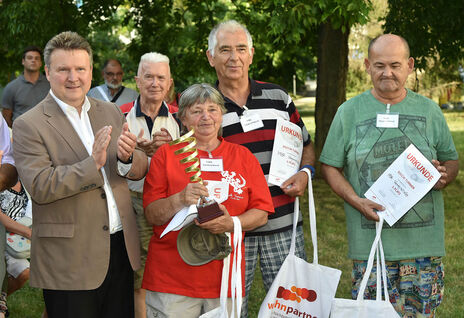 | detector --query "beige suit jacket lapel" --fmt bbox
[42,94,89,162]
